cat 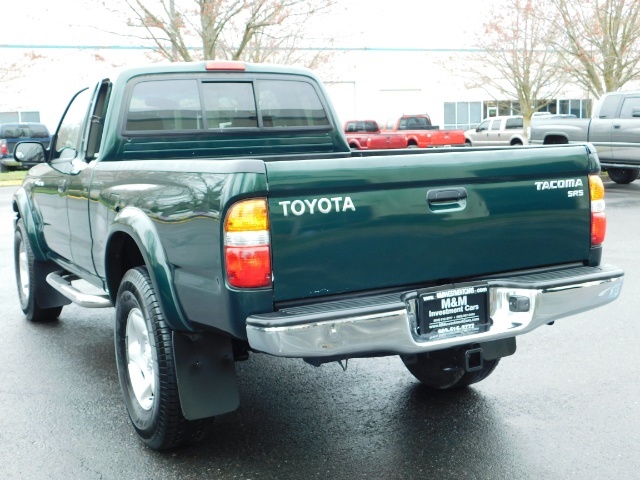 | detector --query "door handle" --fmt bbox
[58,178,68,194]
